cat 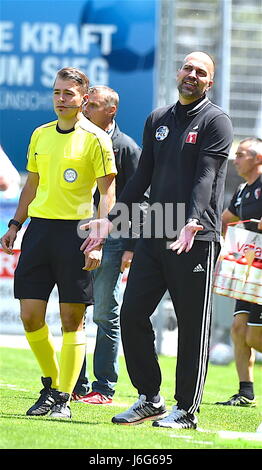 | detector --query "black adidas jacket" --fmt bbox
[109,95,233,242]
